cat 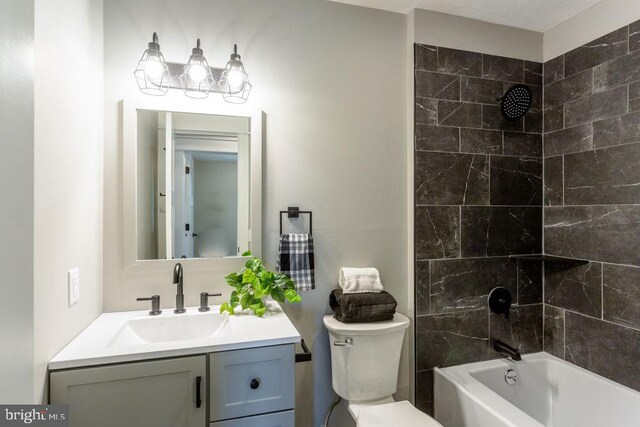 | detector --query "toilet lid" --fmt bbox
[356,401,443,427]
